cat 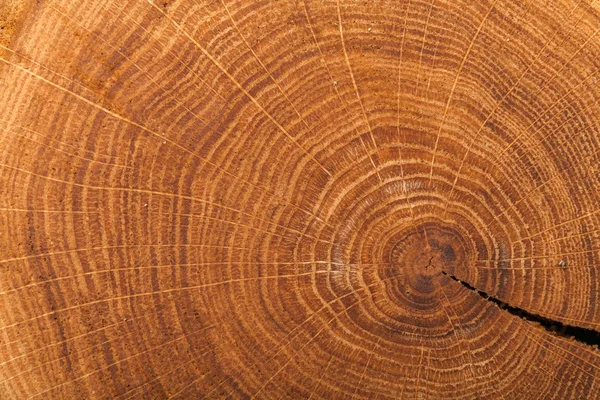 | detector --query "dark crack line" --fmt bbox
[425,257,434,269]
[441,271,600,348]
